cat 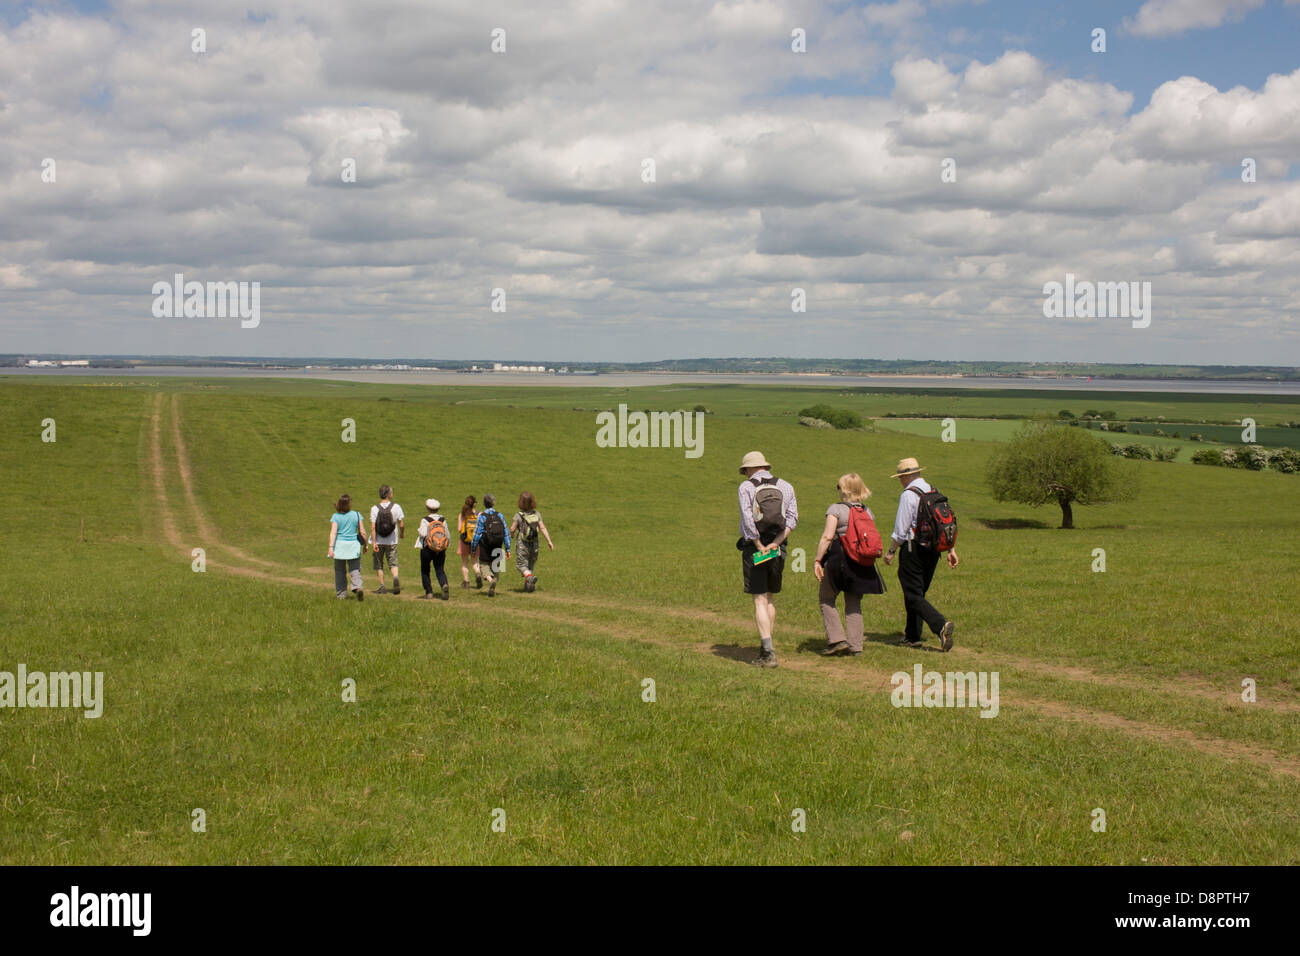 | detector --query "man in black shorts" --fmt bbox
[736,451,799,668]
